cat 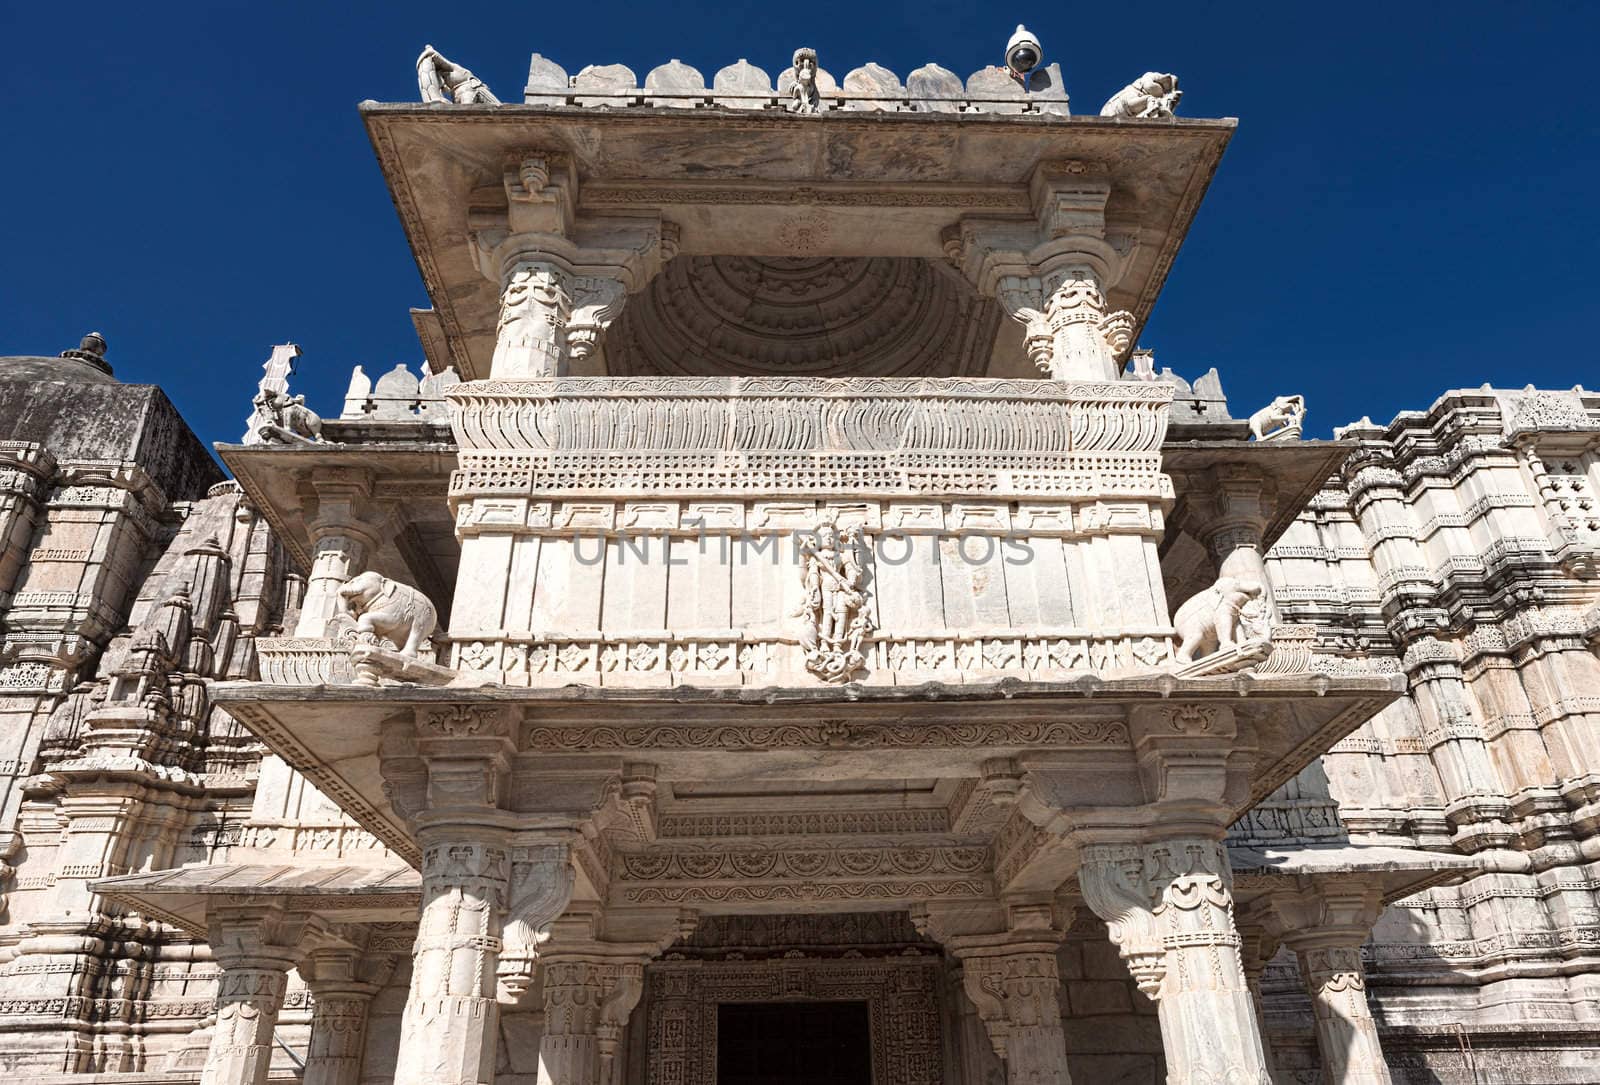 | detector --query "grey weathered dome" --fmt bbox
[0,332,116,383]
